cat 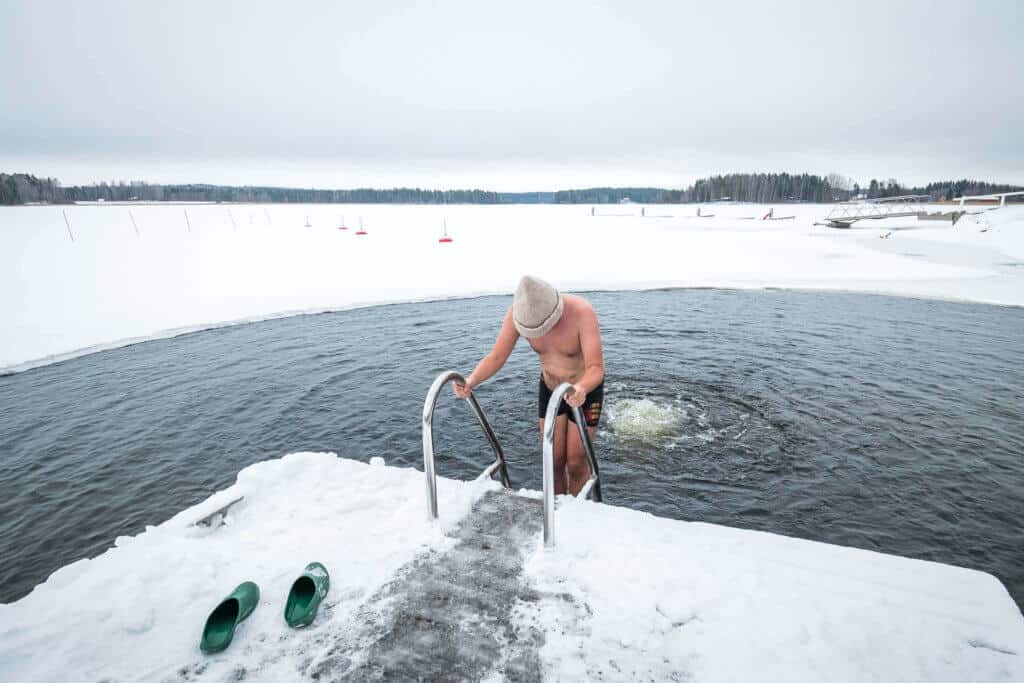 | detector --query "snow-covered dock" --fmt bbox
[1,453,1020,682]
